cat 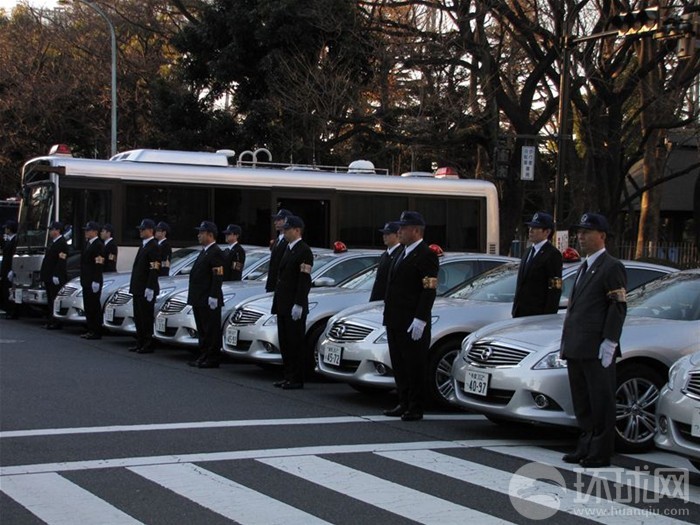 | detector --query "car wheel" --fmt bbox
[427,338,464,409]
[304,322,327,375]
[615,363,666,453]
